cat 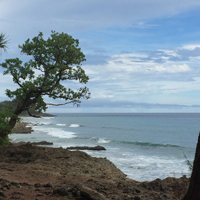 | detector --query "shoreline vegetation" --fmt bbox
[5,119,190,199]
